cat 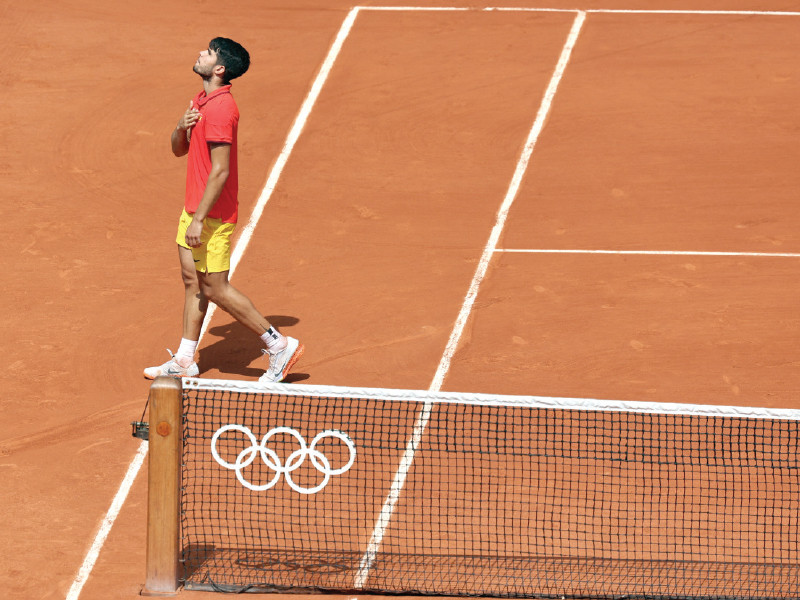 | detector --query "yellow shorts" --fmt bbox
[176,209,236,273]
